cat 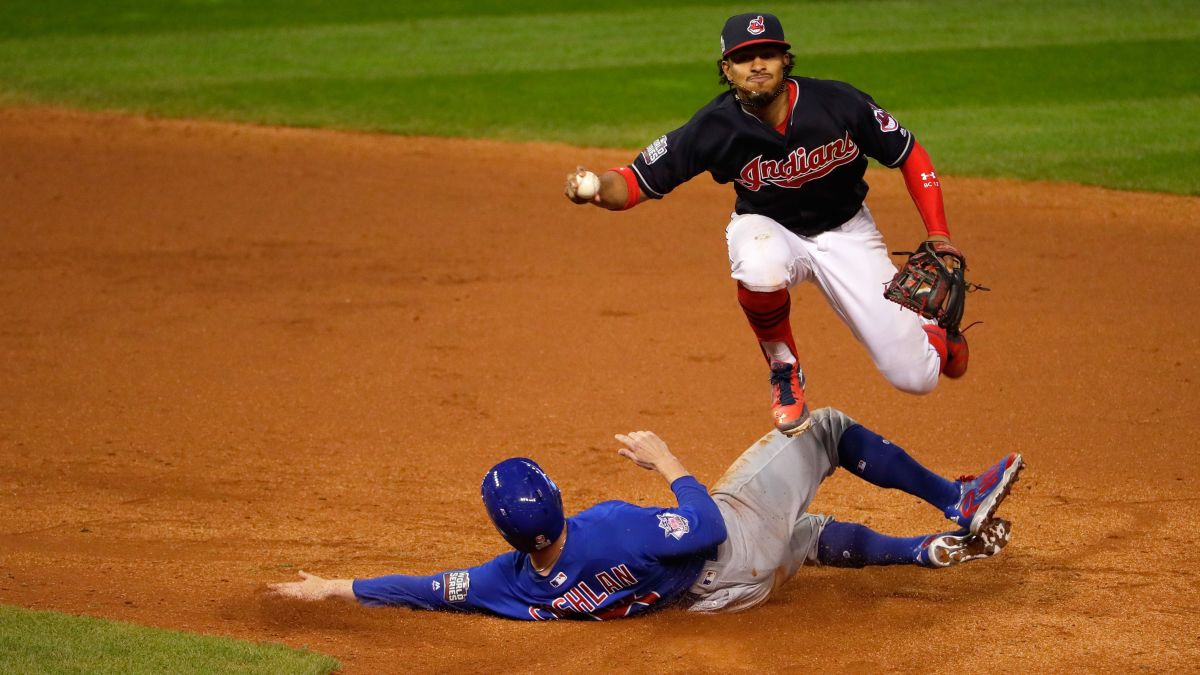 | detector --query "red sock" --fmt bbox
[736,283,797,364]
